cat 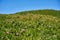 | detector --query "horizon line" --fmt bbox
[0,9,60,14]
